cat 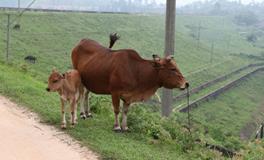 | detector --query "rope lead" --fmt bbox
[187,87,191,134]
